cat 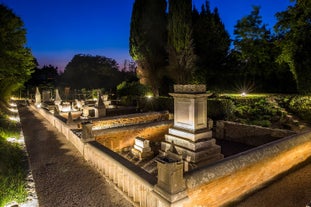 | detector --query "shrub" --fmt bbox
[288,96,311,123]
[207,98,235,120]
